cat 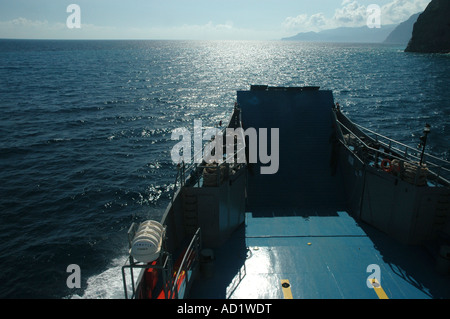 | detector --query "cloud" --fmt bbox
[333,0,367,26]
[147,21,280,40]
[0,18,275,40]
[282,0,368,33]
[8,17,50,28]
[381,0,432,24]
[283,13,327,32]
[0,18,63,39]
[0,17,117,39]
[283,0,431,33]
